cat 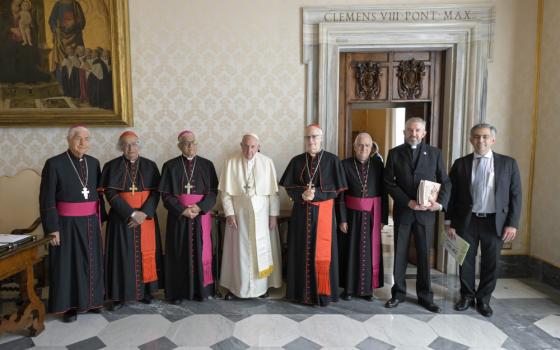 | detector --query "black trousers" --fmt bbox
[459,214,503,304]
[391,220,434,303]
